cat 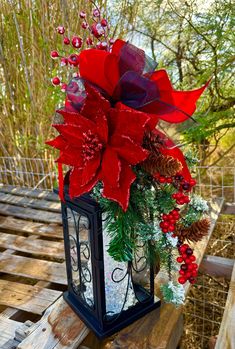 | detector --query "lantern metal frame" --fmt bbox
[57,186,161,339]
